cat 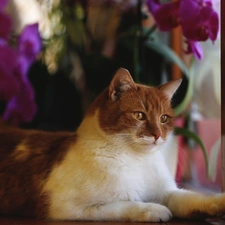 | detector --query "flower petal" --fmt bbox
[18,23,42,63]
[180,0,219,42]
[0,0,8,10]
[146,0,161,14]
[3,80,36,125]
[0,44,19,100]
[0,12,13,40]
[208,10,219,41]
[185,40,203,60]
[147,0,180,31]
